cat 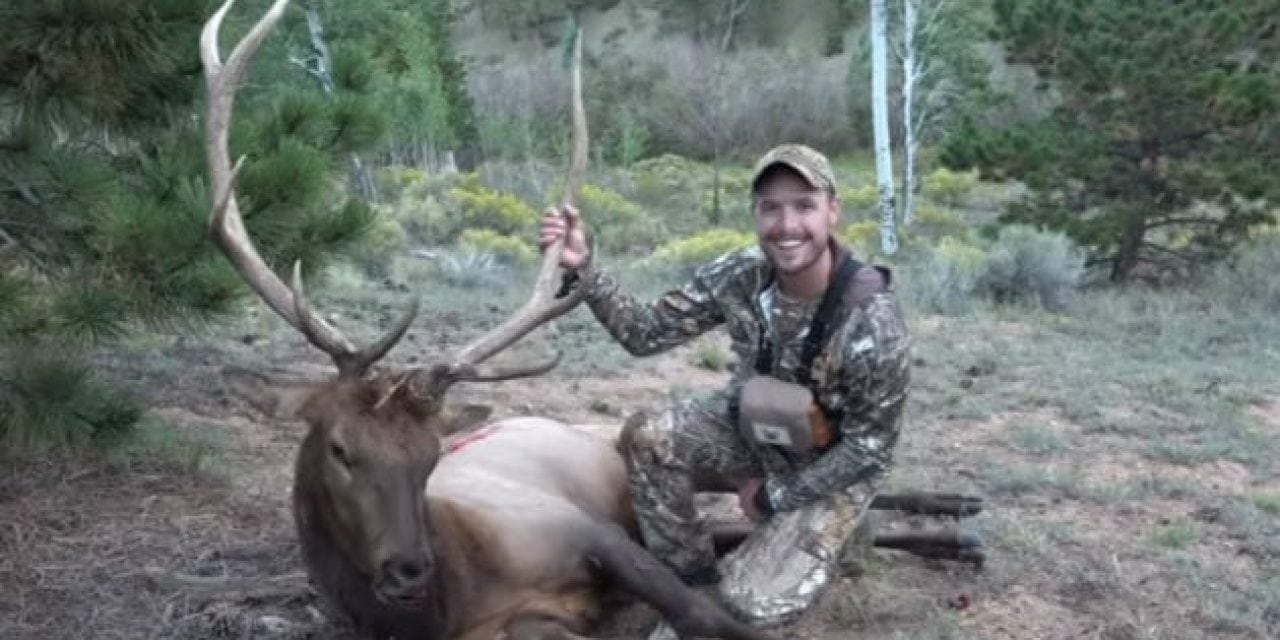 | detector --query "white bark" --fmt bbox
[901,0,919,226]
[871,0,898,255]
[290,1,377,200]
